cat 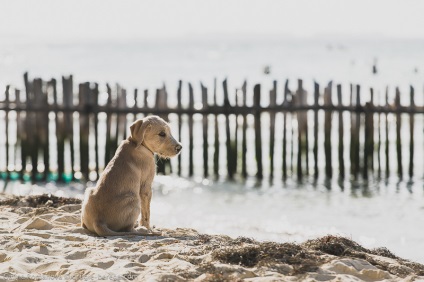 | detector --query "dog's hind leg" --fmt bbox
[92,221,161,237]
